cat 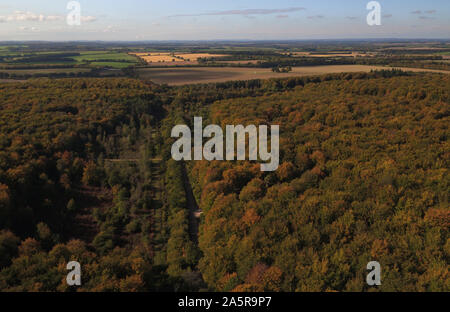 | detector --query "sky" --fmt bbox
[0,0,449,41]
